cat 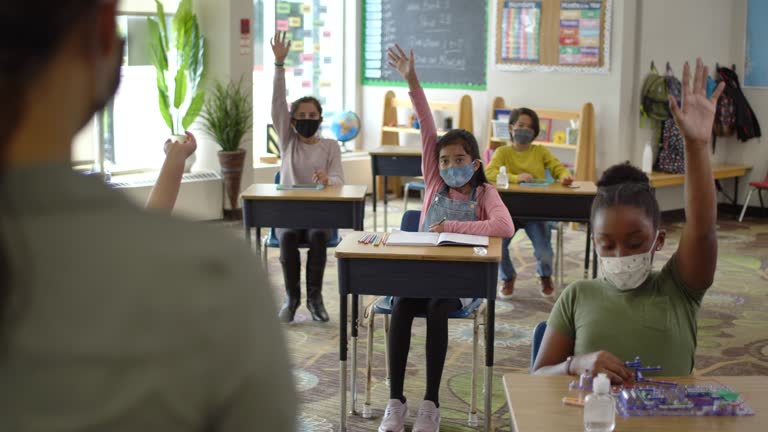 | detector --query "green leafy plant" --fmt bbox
[147,0,206,135]
[200,78,253,152]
